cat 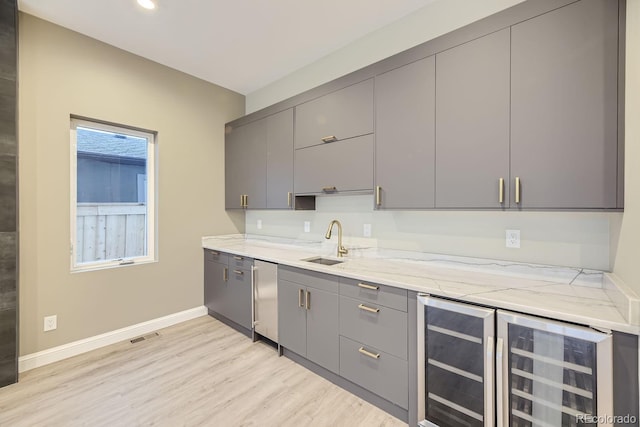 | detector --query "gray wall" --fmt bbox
[0,0,17,387]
